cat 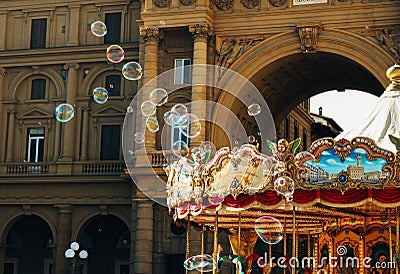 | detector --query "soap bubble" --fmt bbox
[122,62,143,80]
[92,87,108,104]
[172,140,189,157]
[106,45,124,63]
[179,114,201,138]
[55,103,74,123]
[183,254,216,272]
[126,106,134,113]
[146,116,159,132]
[134,132,145,144]
[248,135,256,143]
[171,103,188,117]
[141,101,156,117]
[274,176,295,202]
[248,103,261,116]
[90,21,107,37]
[163,110,181,126]
[255,216,283,244]
[199,141,216,163]
[149,88,168,106]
